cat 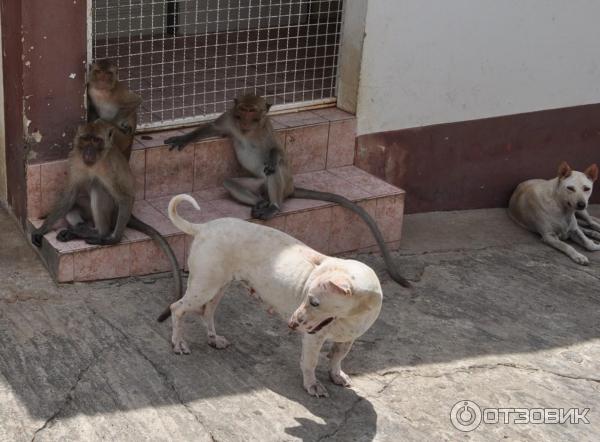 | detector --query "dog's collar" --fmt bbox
[307,317,335,334]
